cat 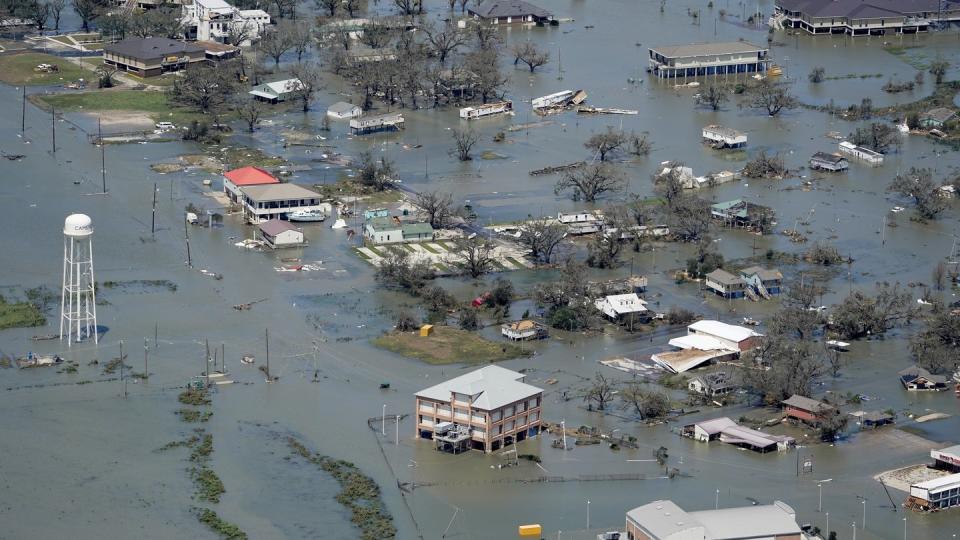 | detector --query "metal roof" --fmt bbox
[921,107,956,124]
[811,152,846,164]
[740,266,783,281]
[104,37,205,62]
[651,41,766,59]
[626,500,705,539]
[239,183,320,202]
[705,269,745,286]
[912,472,960,492]
[688,320,759,343]
[415,365,542,411]
[469,0,553,19]
[258,219,297,236]
[692,417,737,435]
[402,222,435,236]
[782,394,833,412]
[689,501,801,539]
[224,166,279,186]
